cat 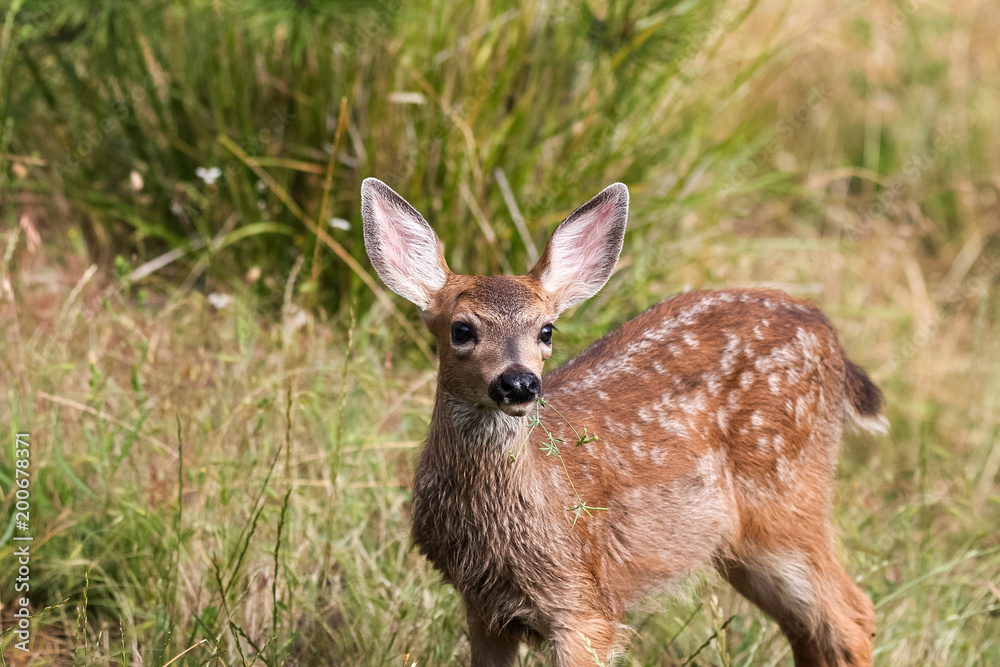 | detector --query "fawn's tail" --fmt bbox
[843,356,889,435]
